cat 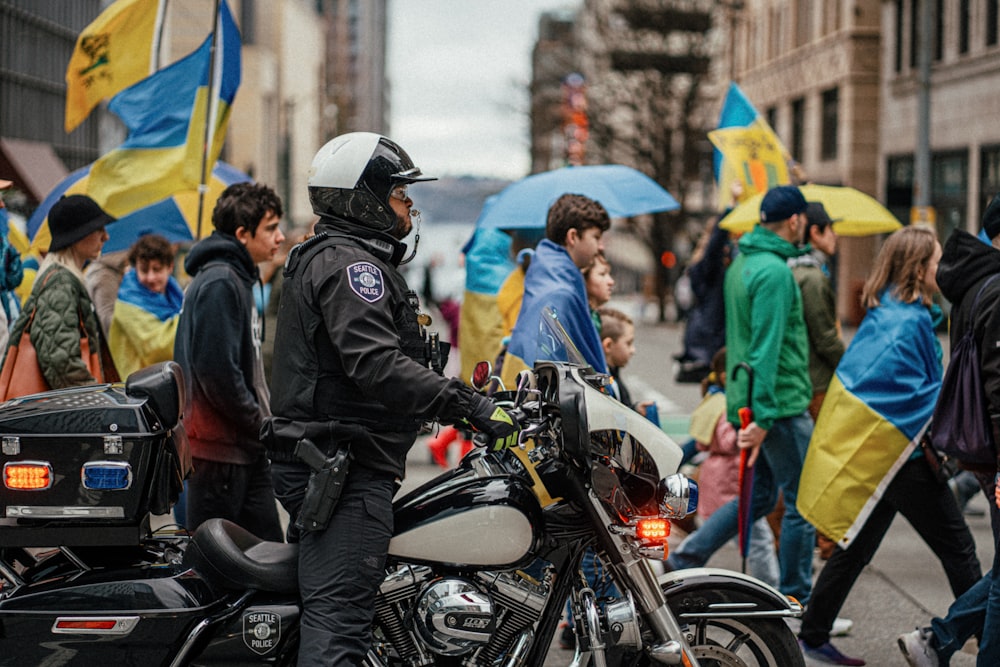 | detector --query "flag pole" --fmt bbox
[195,0,222,241]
